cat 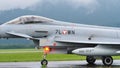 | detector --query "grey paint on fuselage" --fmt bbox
[1,24,120,42]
